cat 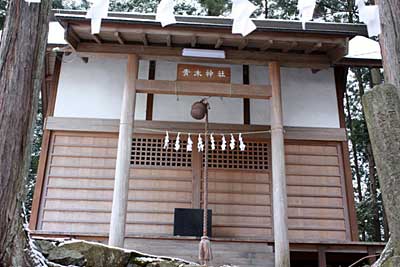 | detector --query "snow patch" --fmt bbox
[346,35,381,60]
